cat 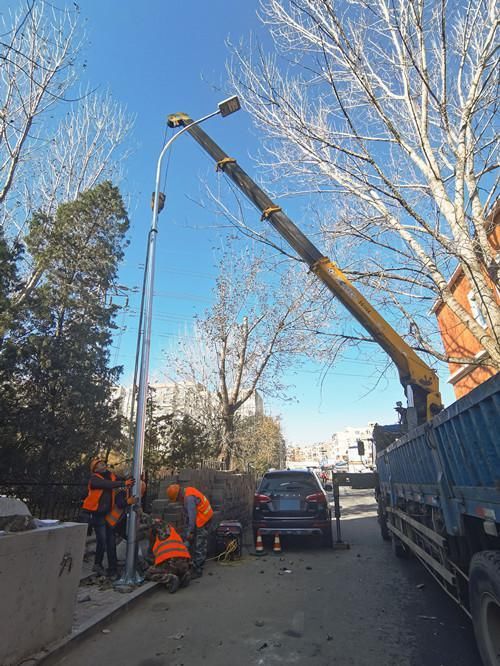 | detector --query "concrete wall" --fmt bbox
[0,523,86,666]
